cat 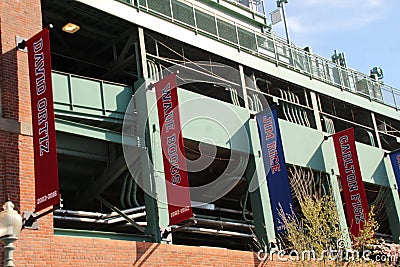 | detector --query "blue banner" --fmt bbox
[389,150,400,193]
[256,106,293,233]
